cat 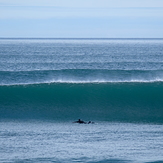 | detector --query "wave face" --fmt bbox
[1,82,163,123]
[0,38,163,122]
